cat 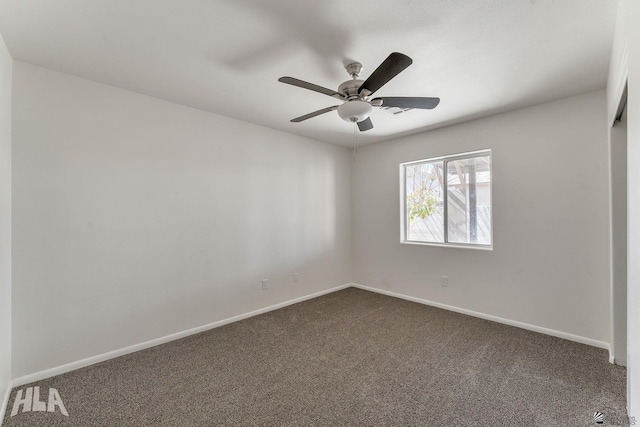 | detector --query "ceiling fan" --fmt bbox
[278,52,440,132]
